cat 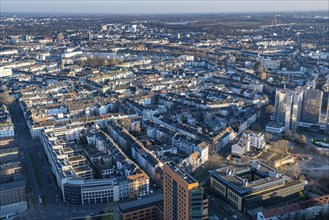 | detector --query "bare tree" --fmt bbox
[273,140,289,155]
[294,132,300,142]
[300,135,307,145]
[265,104,275,114]
[285,130,292,140]
[0,91,14,104]
[291,164,301,180]
[265,133,273,142]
